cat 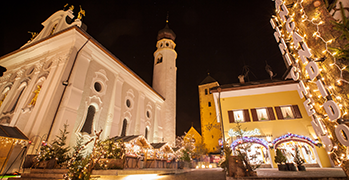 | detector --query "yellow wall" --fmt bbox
[185,126,202,144]
[220,89,332,167]
[198,82,222,153]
